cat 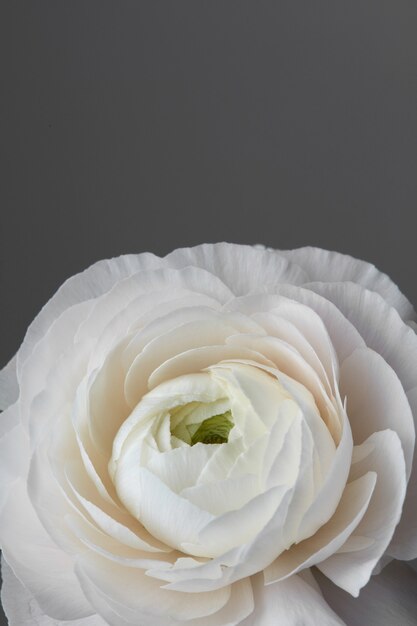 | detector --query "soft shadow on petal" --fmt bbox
[1,556,105,626]
[75,551,234,626]
[315,560,417,626]
[273,285,365,364]
[340,347,415,478]
[0,422,29,513]
[239,571,345,626]
[263,471,376,584]
[0,355,18,410]
[1,481,93,620]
